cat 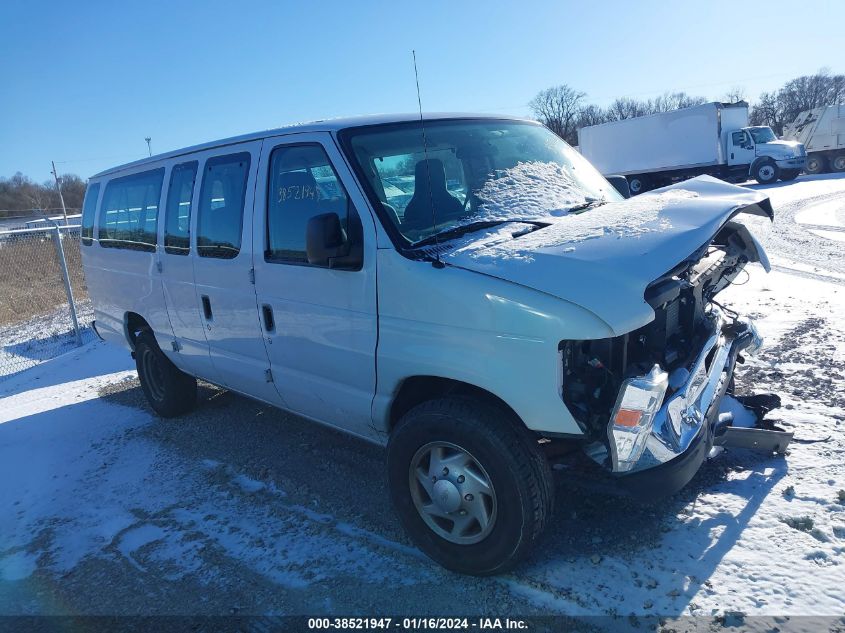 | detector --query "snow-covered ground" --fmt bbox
[1,174,844,625]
